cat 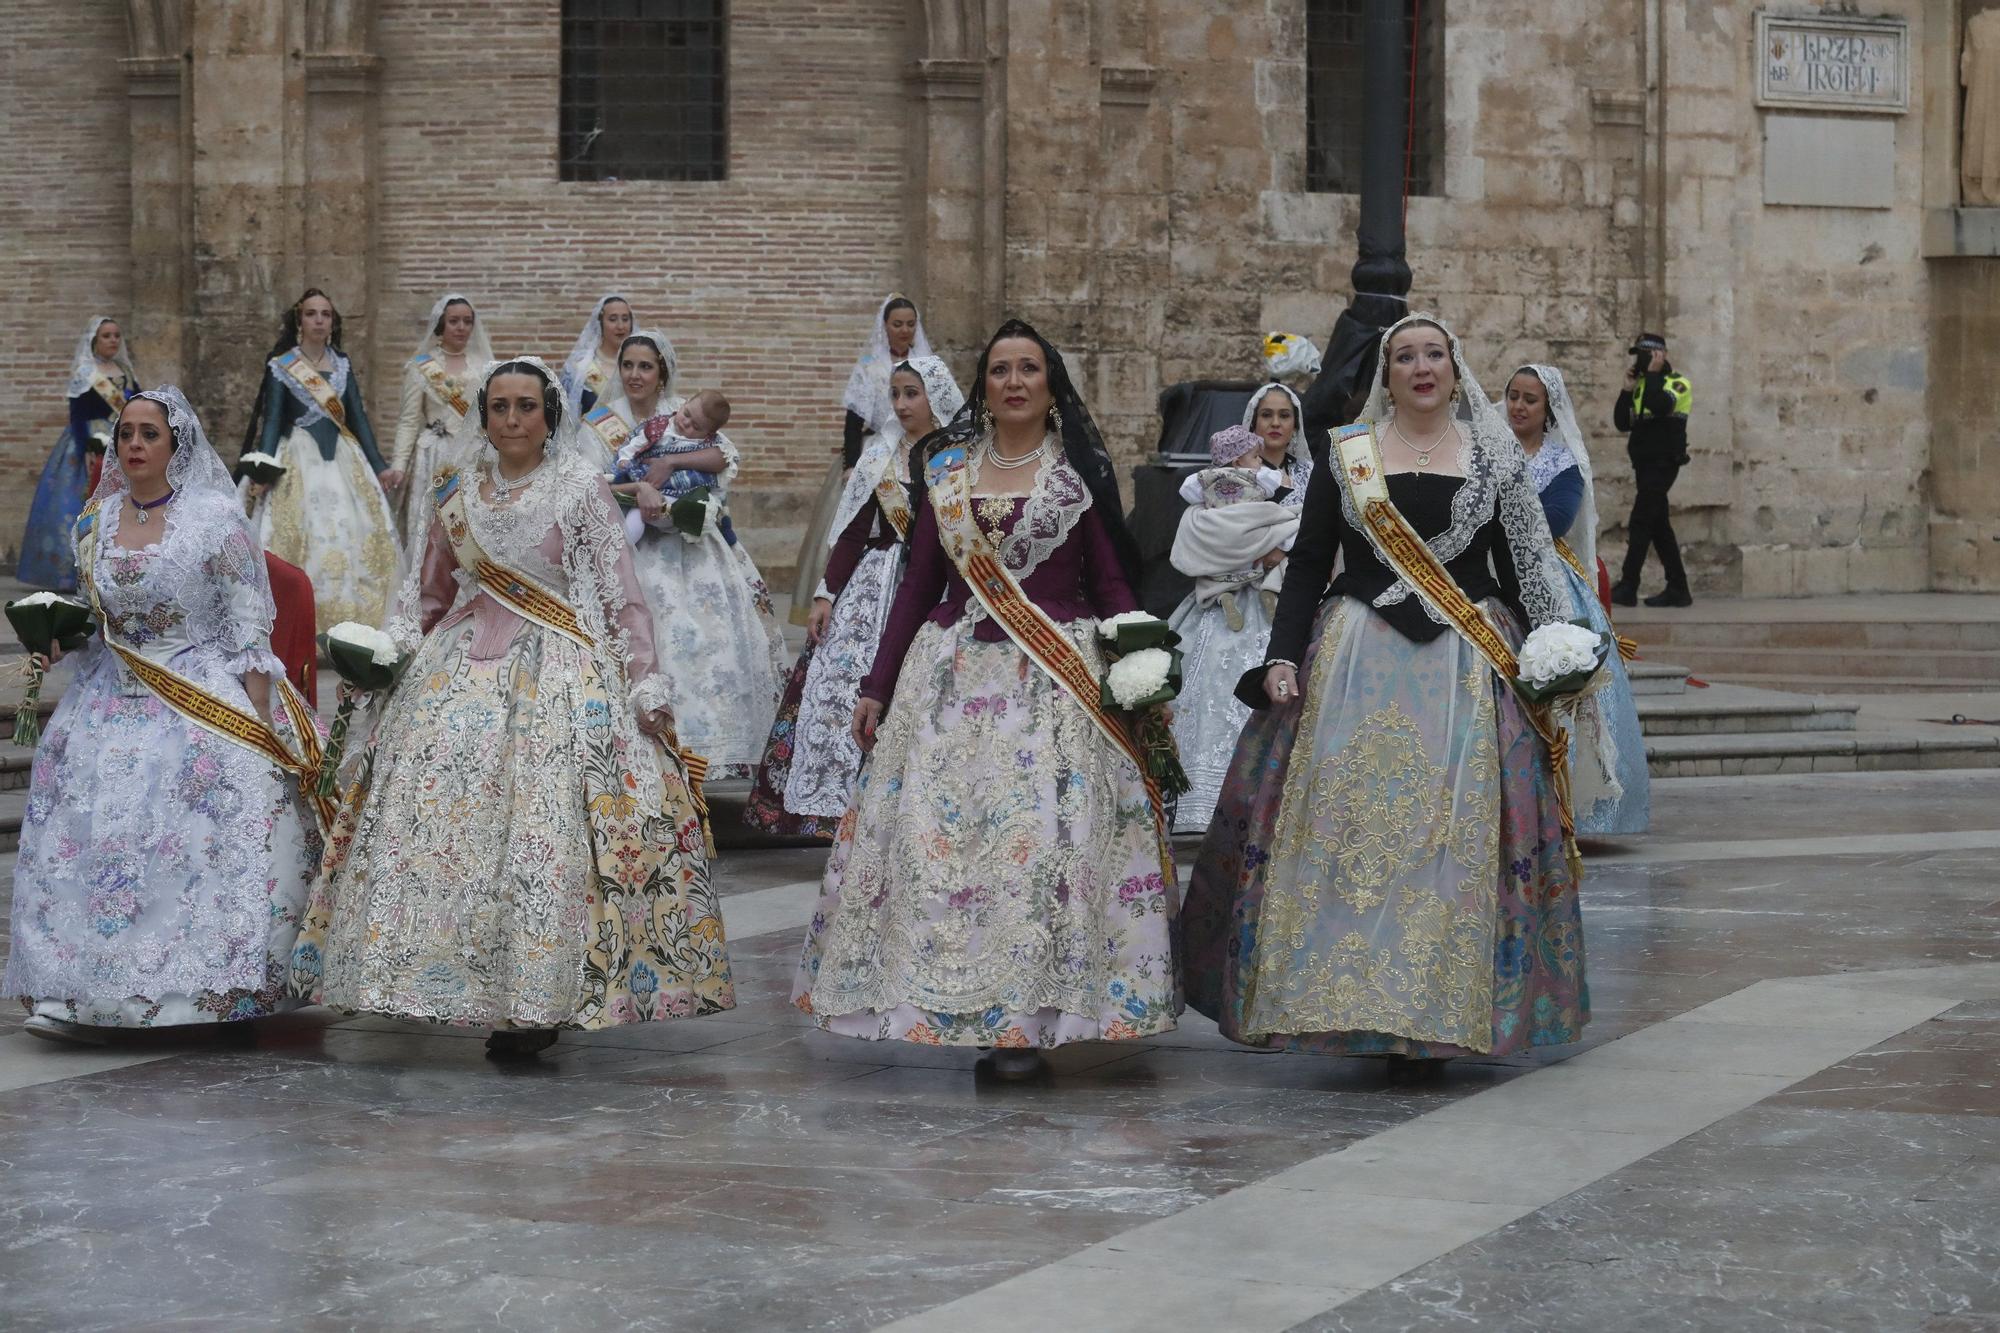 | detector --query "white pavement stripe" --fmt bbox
[873,972,1977,1333]
[0,1033,173,1094]
[1587,828,2000,863]
[719,878,821,940]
